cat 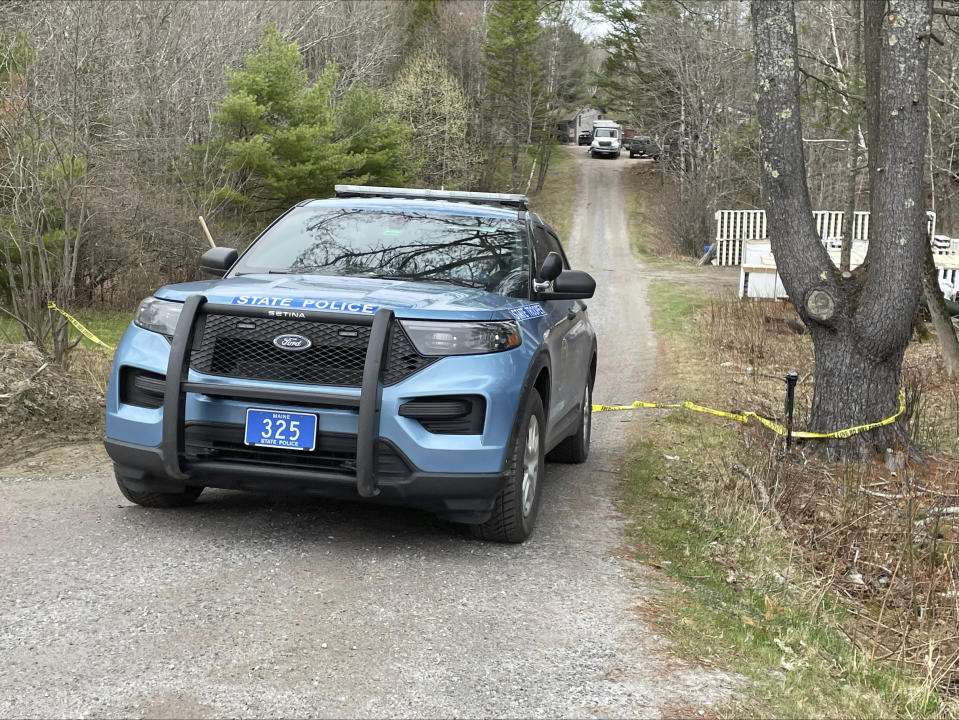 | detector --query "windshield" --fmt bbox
[594,128,618,138]
[233,208,531,295]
